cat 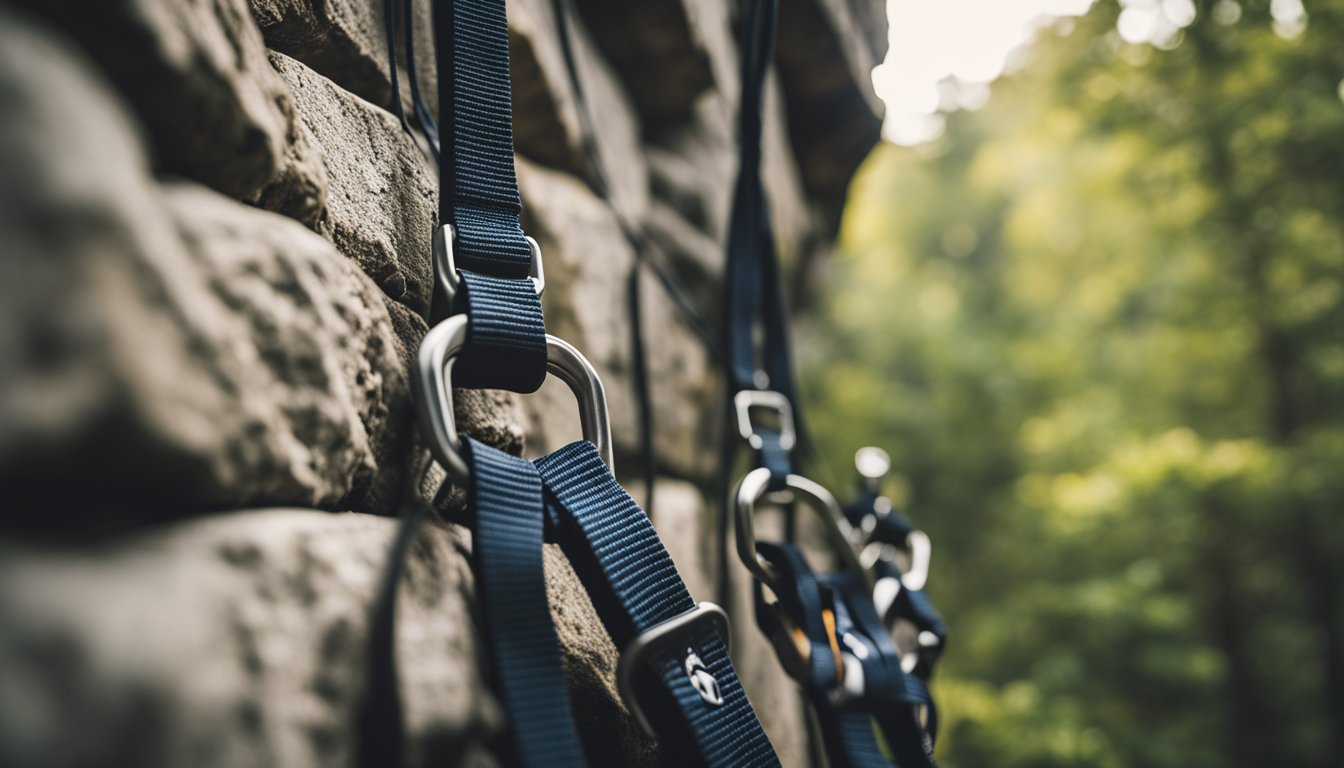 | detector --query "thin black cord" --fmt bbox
[383,0,410,133]
[403,0,441,159]
[356,453,434,768]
